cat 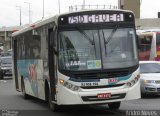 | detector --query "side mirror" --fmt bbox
[49,27,58,55]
